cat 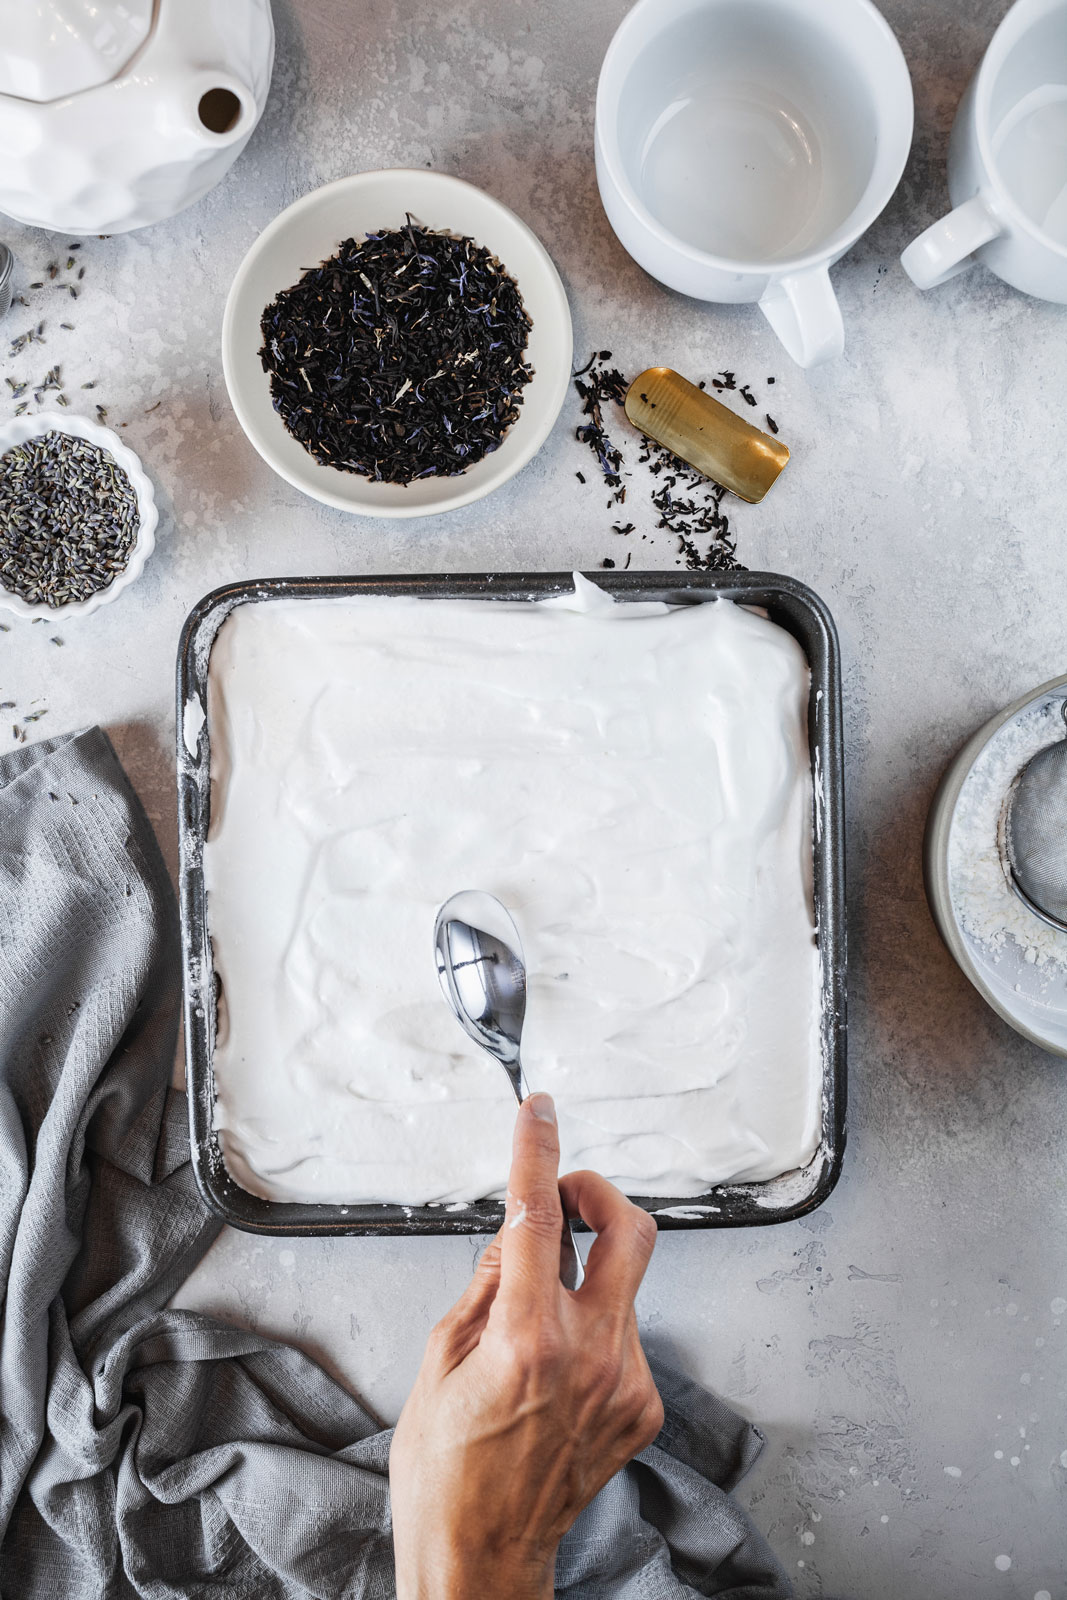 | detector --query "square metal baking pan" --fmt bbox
[177,570,846,1235]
